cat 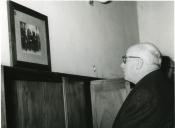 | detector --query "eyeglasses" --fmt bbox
[122,55,141,64]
